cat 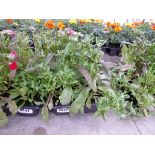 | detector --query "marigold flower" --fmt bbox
[69,19,77,24]
[132,21,144,28]
[151,24,155,31]
[8,61,17,71]
[79,19,86,25]
[35,19,41,23]
[94,19,103,24]
[6,19,13,24]
[44,20,55,29]
[106,22,112,27]
[111,22,120,28]
[114,26,122,32]
[85,19,92,23]
[125,23,135,28]
[57,21,65,30]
